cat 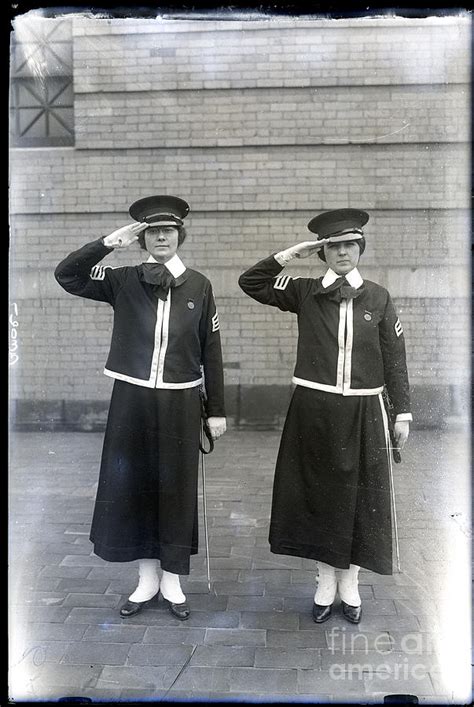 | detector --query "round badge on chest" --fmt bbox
[187,300,195,310]
[364,312,372,321]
